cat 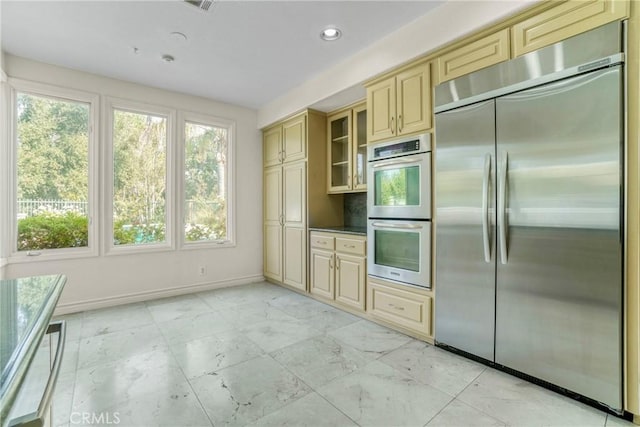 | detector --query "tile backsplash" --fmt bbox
[344,193,367,227]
